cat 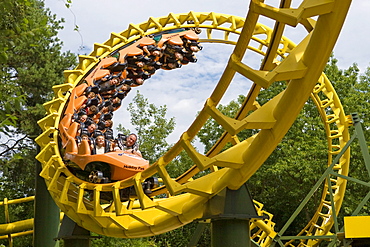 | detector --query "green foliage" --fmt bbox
[0,1,368,243]
[65,0,72,9]
[166,149,194,178]
[117,91,176,164]
[0,0,76,186]
[90,225,211,247]
[115,92,207,246]
[197,55,370,236]
[0,0,76,138]
[0,0,76,245]
[151,222,210,247]
[198,95,247,153]
[324,57,370,219]
[91,236,157,247]
[0,91,24,134]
